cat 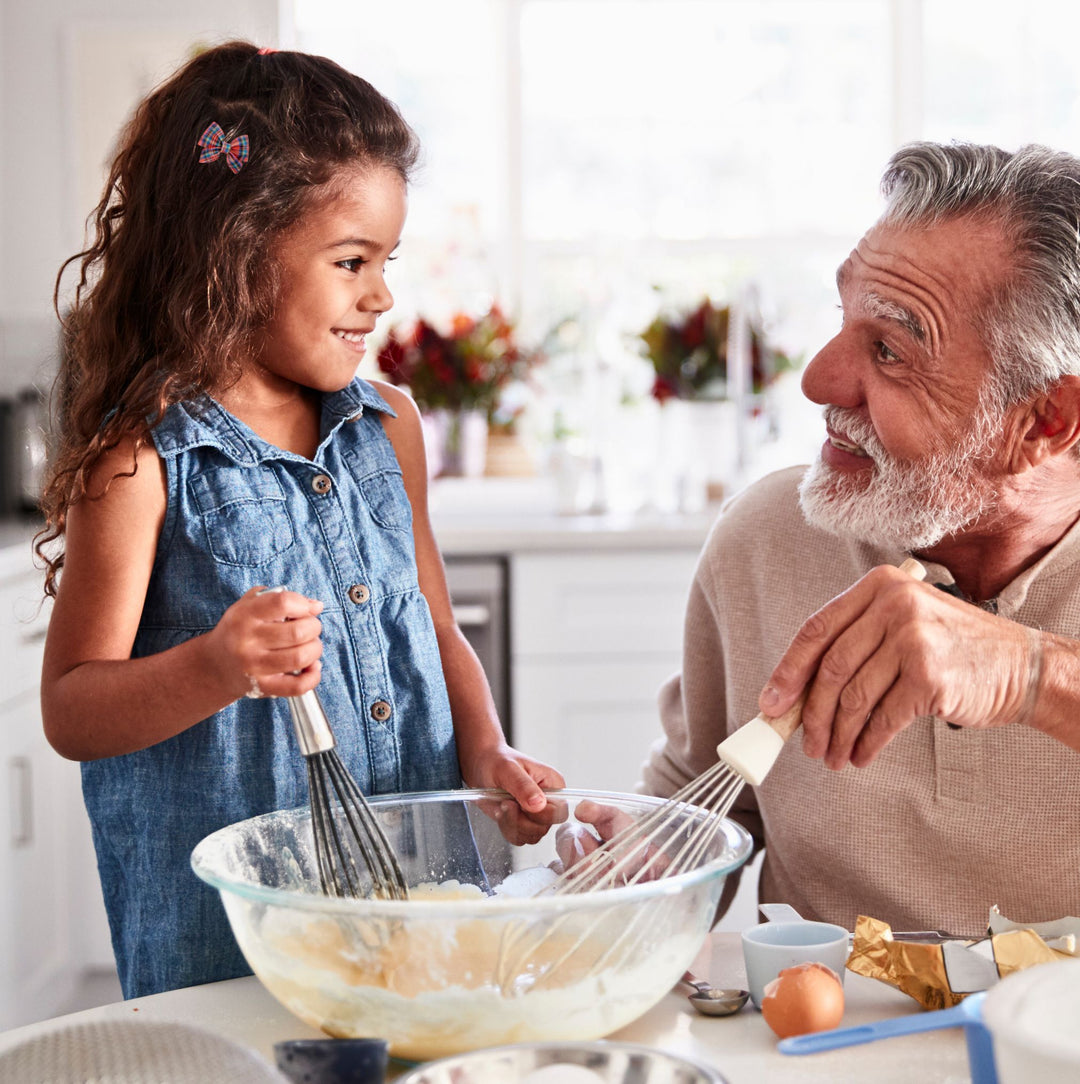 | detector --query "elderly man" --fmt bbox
[641,141,1080,938]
